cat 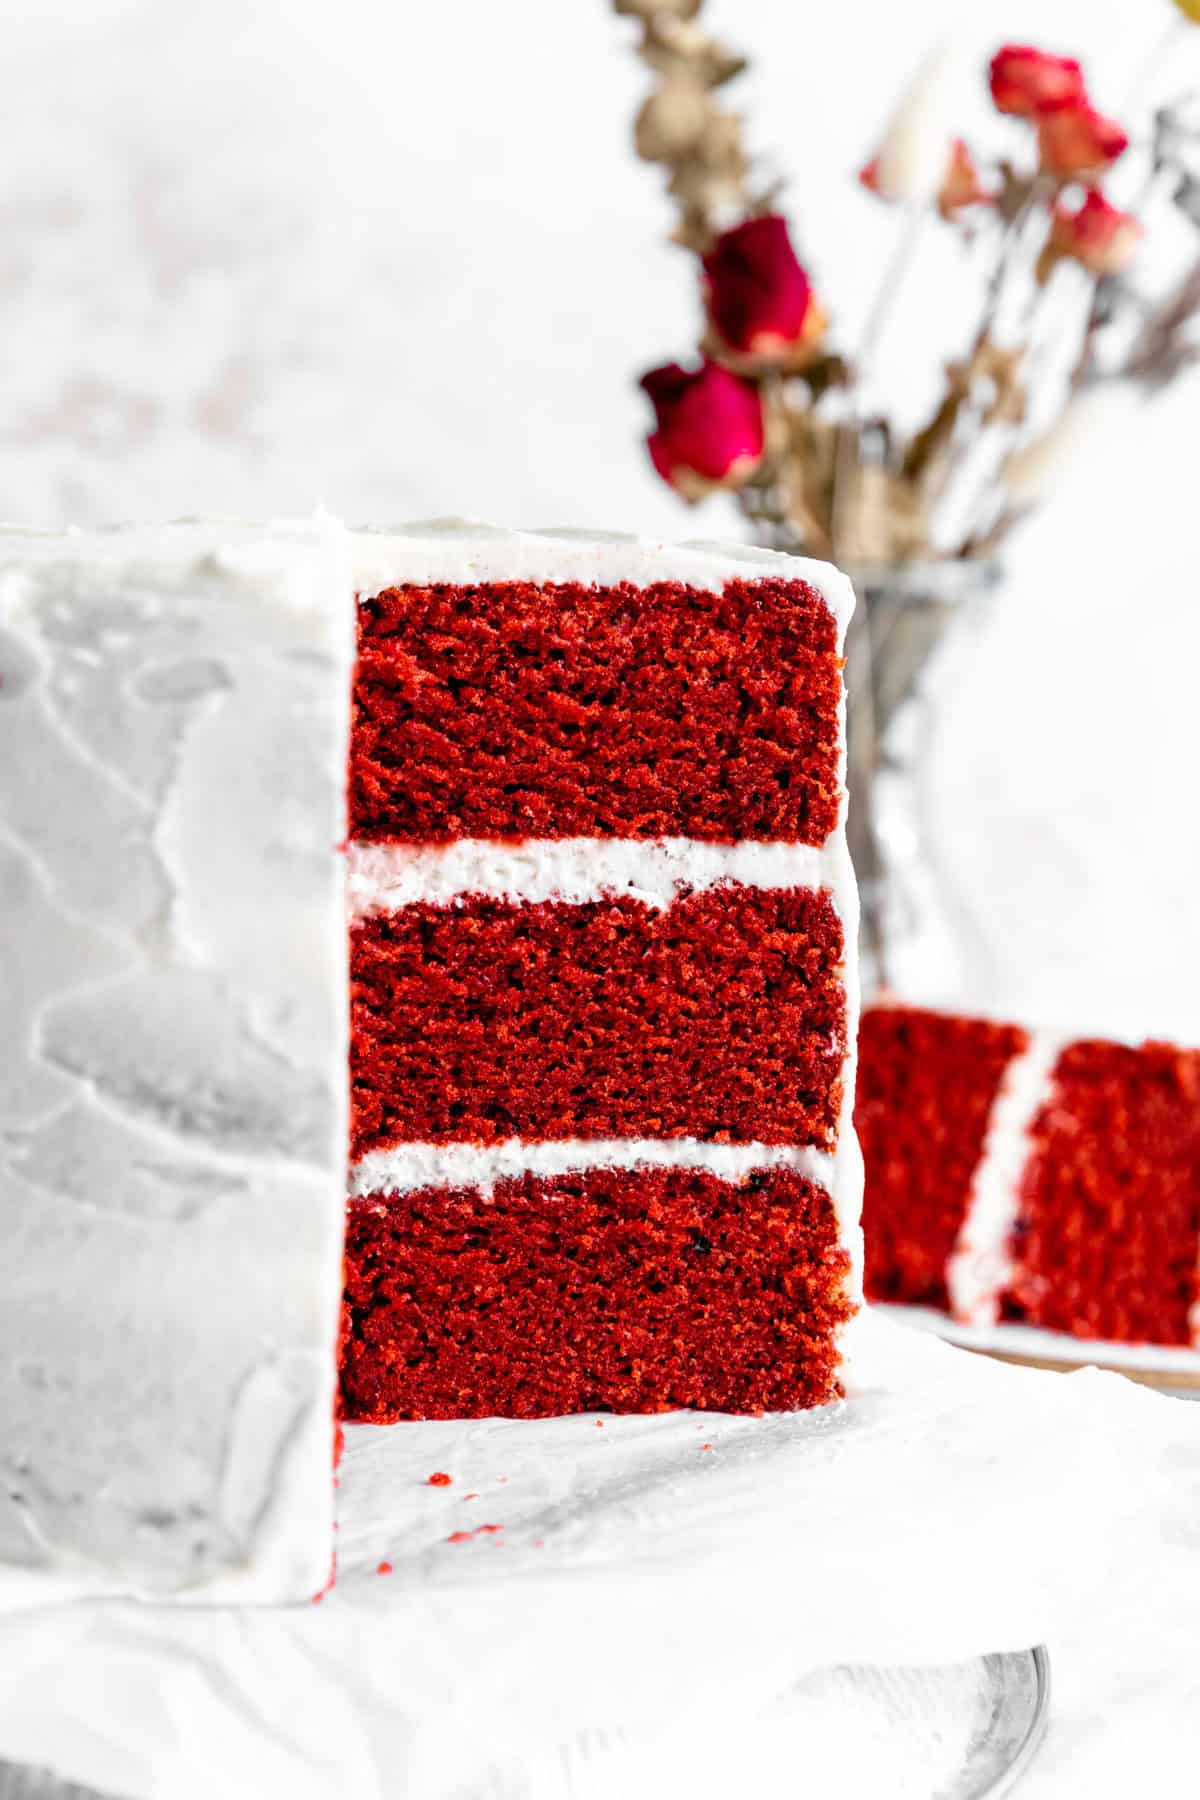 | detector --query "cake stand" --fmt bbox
[0,1645,1050,1800]
[880,1303,1200,1396]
